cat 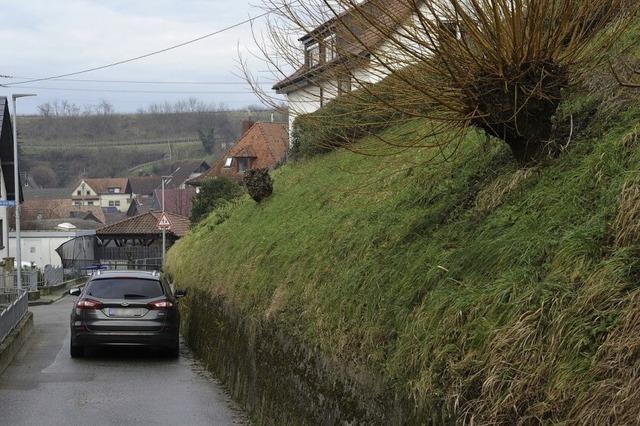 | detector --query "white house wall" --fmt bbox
[100,194,132,212]
[8,230,95,268]
[284,1,461,139]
